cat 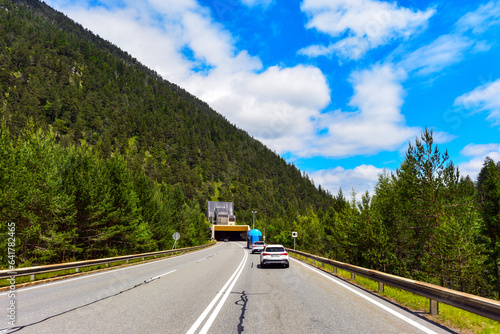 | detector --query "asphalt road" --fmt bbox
[0,242,456,334]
